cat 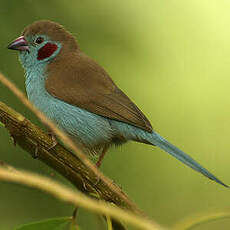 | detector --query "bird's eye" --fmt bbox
[35,37,44,44]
